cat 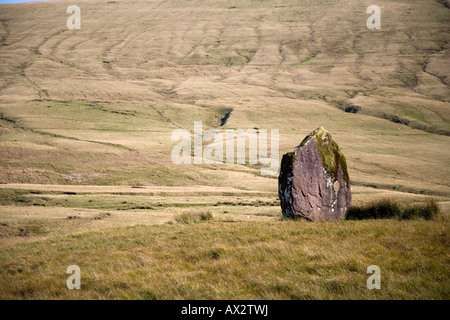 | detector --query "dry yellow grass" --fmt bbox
[0,218,449,300]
